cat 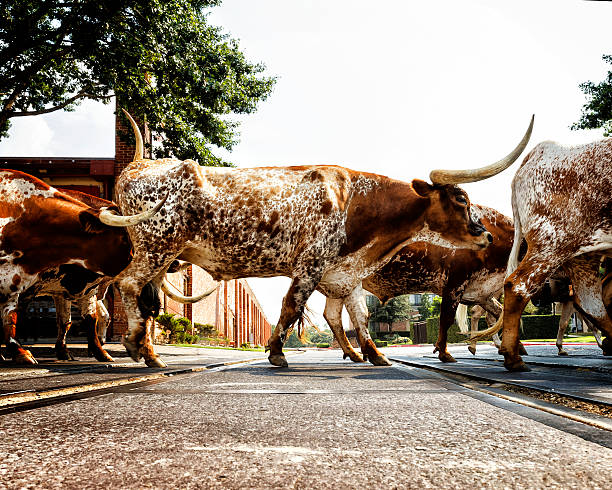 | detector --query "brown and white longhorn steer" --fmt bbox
[496,140,612,371]
[0,170,163,364]
[114,112,532,368]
